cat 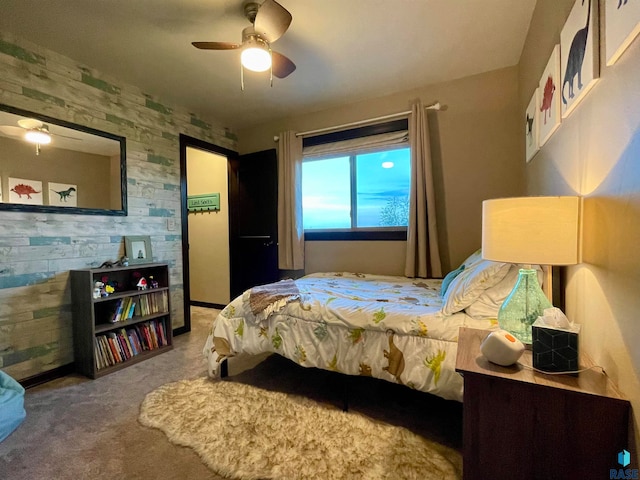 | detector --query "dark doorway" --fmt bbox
[228,149,279,298]
[179,134,237,336]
